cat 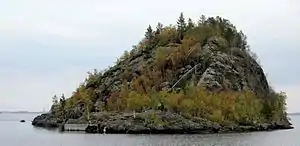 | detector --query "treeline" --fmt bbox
[106,85,287,125]
[53,84,287,125]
